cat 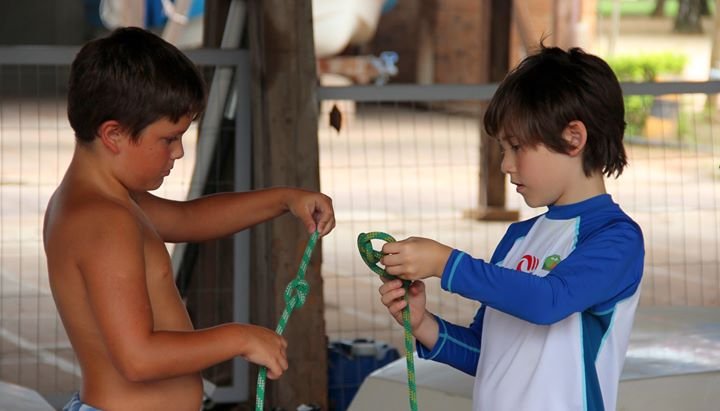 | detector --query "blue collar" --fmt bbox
[545,194,613,220]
